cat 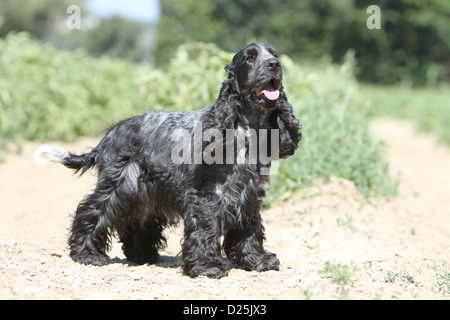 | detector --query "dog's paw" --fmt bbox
[189,266,229,279]
[238,252,280,272]
[71,252,111,266]
[184,261,230,279]
[254,252,280,272]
